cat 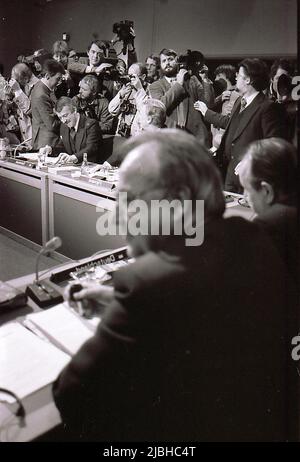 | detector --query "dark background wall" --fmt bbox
[0,0,297,75]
